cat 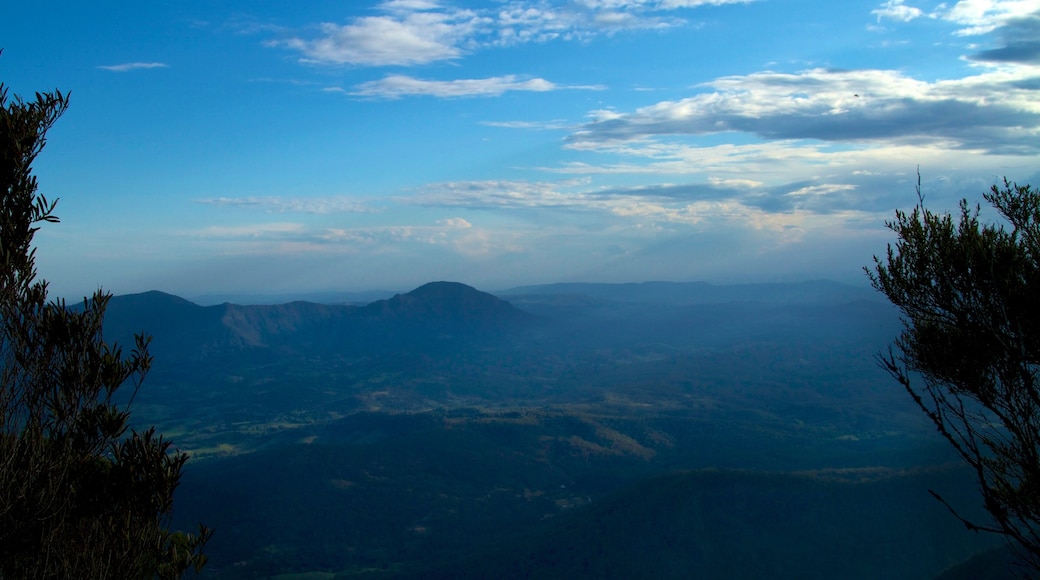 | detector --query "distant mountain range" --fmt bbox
[188,289,398,307]
[100,278,898,384]
[105,278,885,344]
[181,279,880,308]
[103,281,534,359]
[96,278,902,428]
